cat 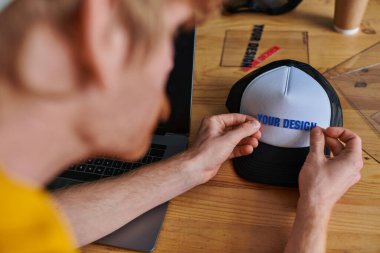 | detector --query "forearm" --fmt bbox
[284,198,331,253]
[52,152,200,247]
